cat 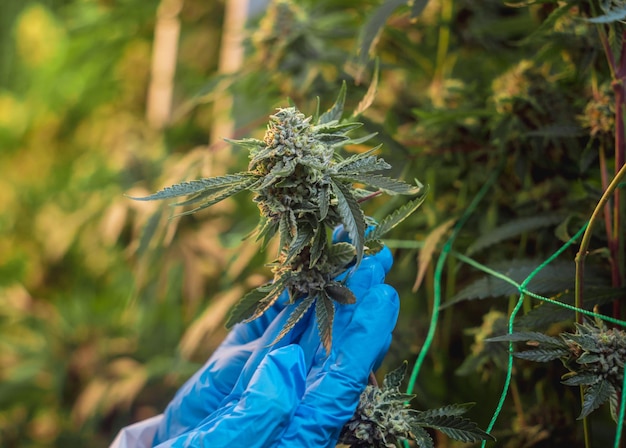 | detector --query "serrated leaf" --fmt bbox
[409,425,435,448]
[563,333,599,352]
[608,382,620,422]
[314,121,363,135]
[421,415,495,443]
[579,379,613,419]
[576,352,602,364]
[334,145,382,169]
[254,217,279,250]
[416,403,475,419]
[330,179,366,266]
[285,224,314,262]
[366,187,428,241]
[226,281,285,328]
[444,259,606,308]
[316,294,335,353]
[348,174,421,195]
[309,226,327,268]
[278,211,296,253]
[327,242,356,267]
[413,218,456,292]
[318,183,330,221]
[561,373,601,386]
[174,177,259,216]
[130,173,254,201]
[223,137,266,150]
[467,214,563,255]
[486,331,565,347]
[324,283,356,305]
[383,361,408,389]
[318,81,346,125]
[514,348,571,362]
[271,296,316,347]
[316,134,351,146]
[172,176,258,207]
[334,155,391,175]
